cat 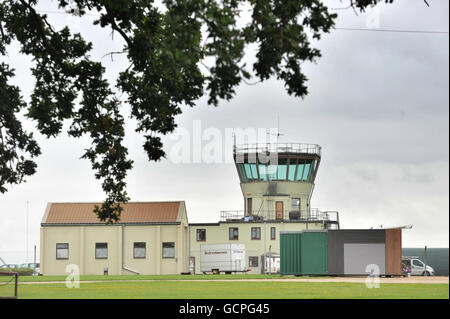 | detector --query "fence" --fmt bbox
[234,143,321,156]
[0,271,18,299]
[220,209,339,226]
